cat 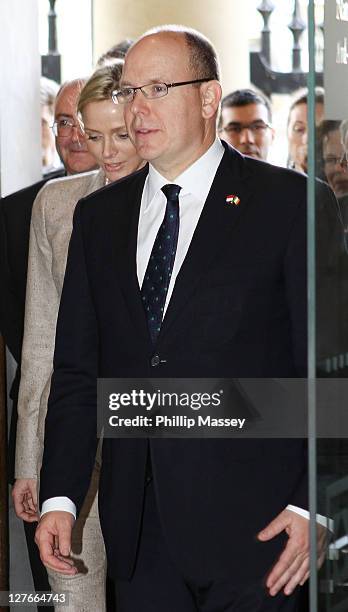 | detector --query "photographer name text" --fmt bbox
[108,415,246,429]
